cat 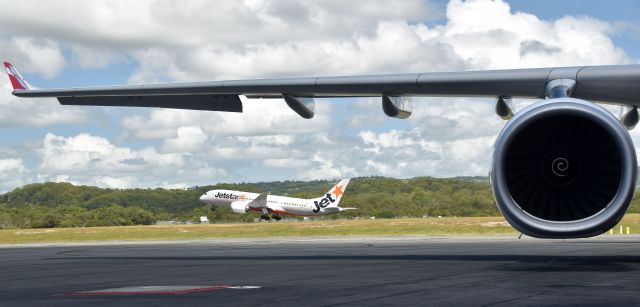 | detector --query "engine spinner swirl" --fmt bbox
[551,158,569,177]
